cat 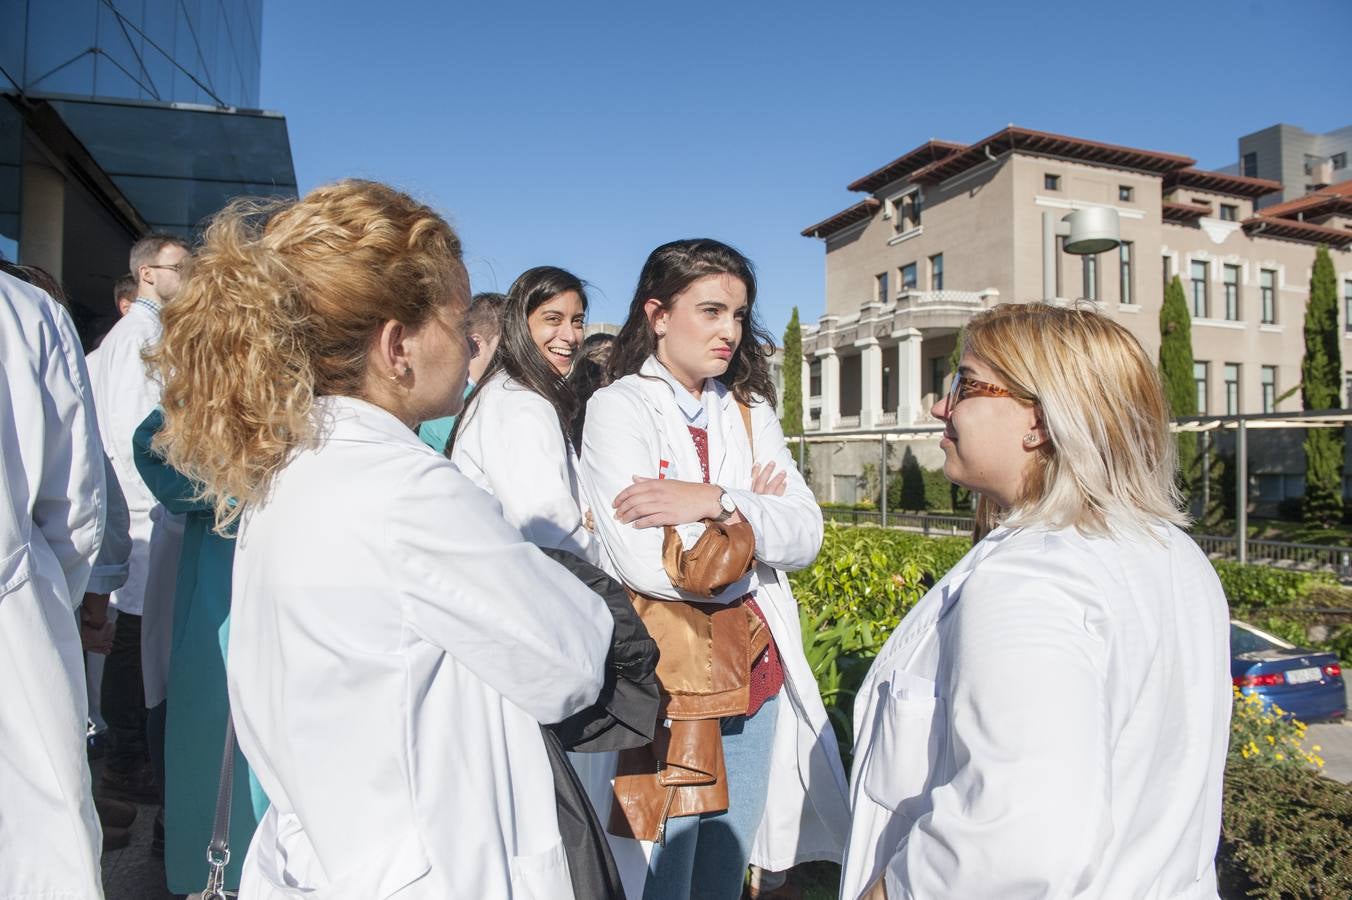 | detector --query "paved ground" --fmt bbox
[1302,679,1352,783]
